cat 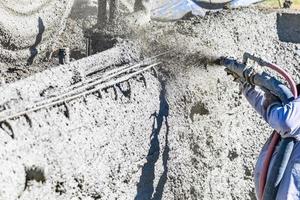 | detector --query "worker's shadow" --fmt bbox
[135,79,170,200]
[27,17,45,65]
